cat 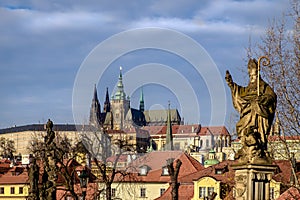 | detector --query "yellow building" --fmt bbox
[0,166,29,199]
